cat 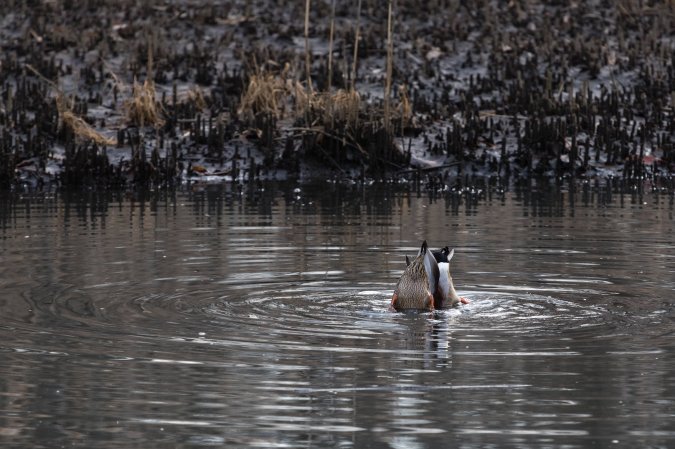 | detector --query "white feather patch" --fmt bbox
[438,262,451,299]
